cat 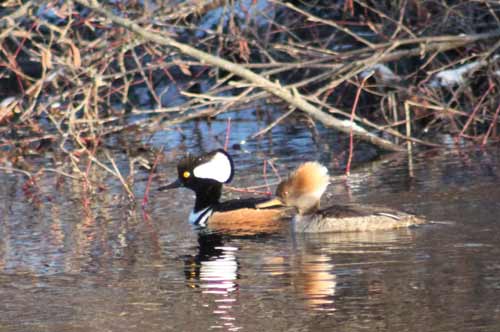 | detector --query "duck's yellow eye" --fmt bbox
[183,171,190,178]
